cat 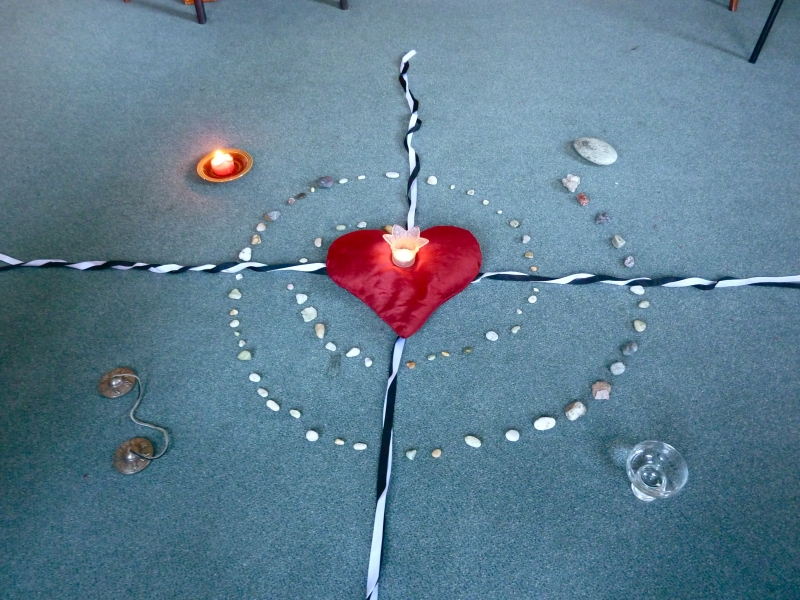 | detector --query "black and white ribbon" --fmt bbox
[399,50,420,229]
[366,336,405,600]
